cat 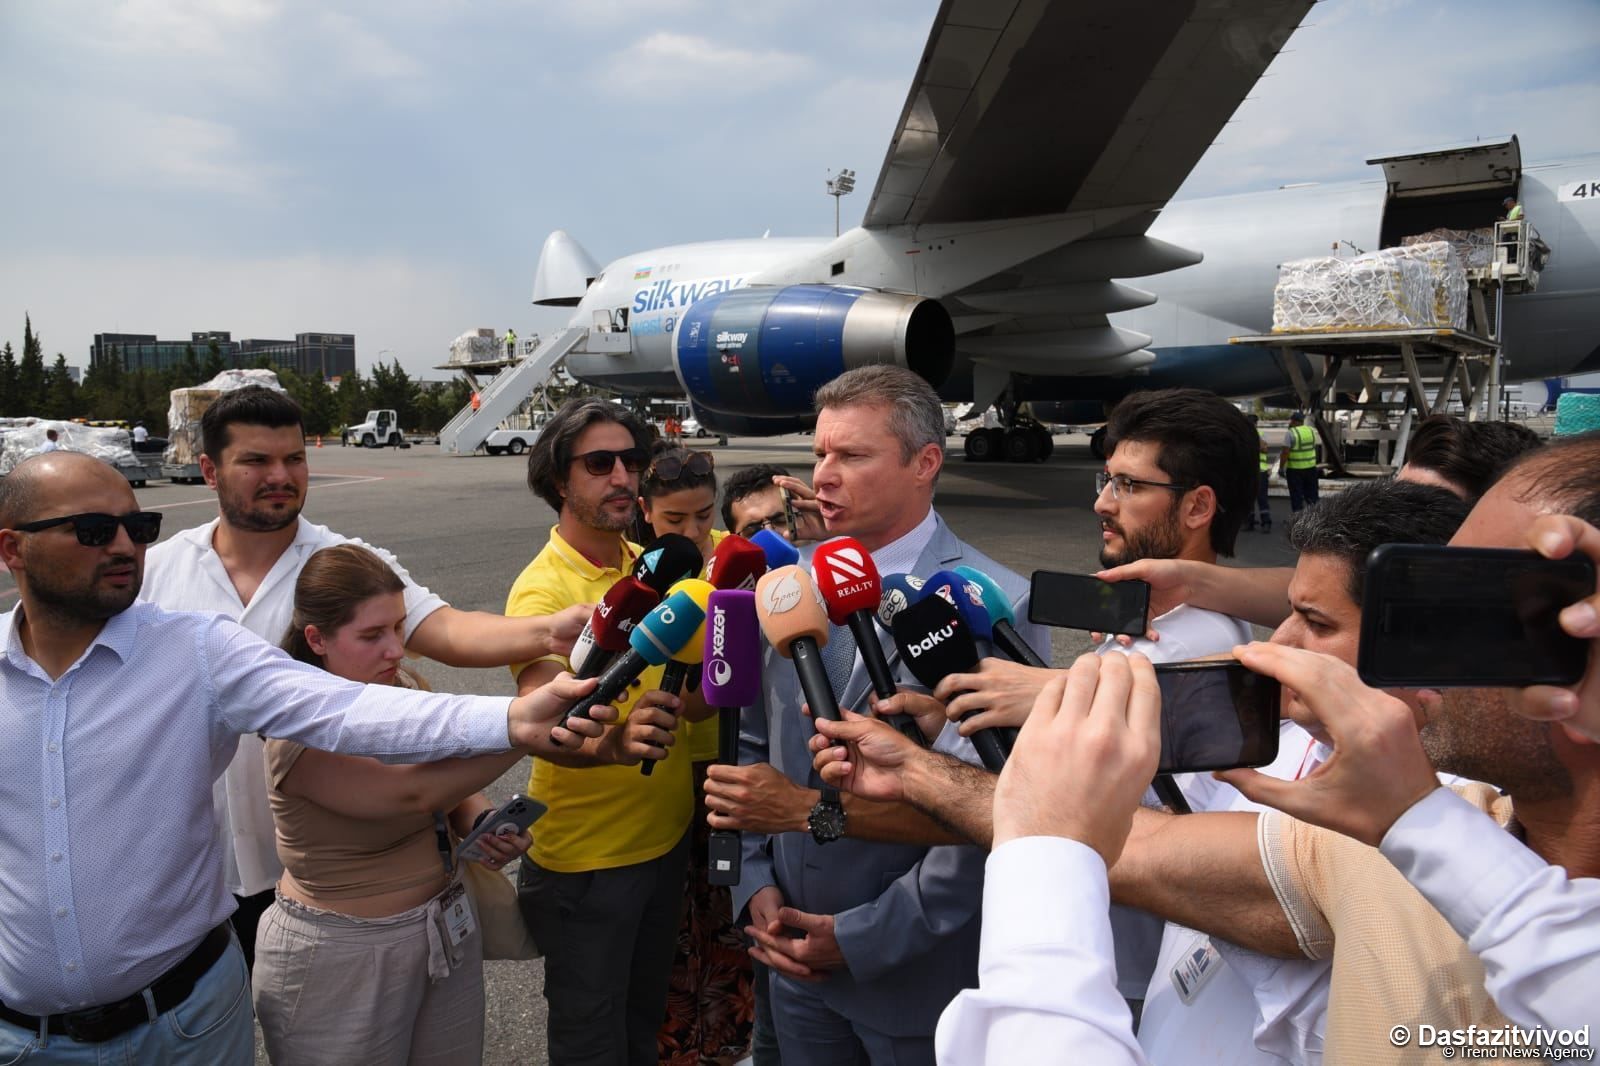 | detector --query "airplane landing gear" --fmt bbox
[964,412,1053,463]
